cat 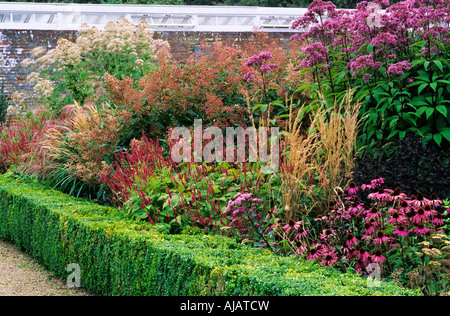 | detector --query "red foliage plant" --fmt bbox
[0,114,49,174]
[104,31,306,139]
